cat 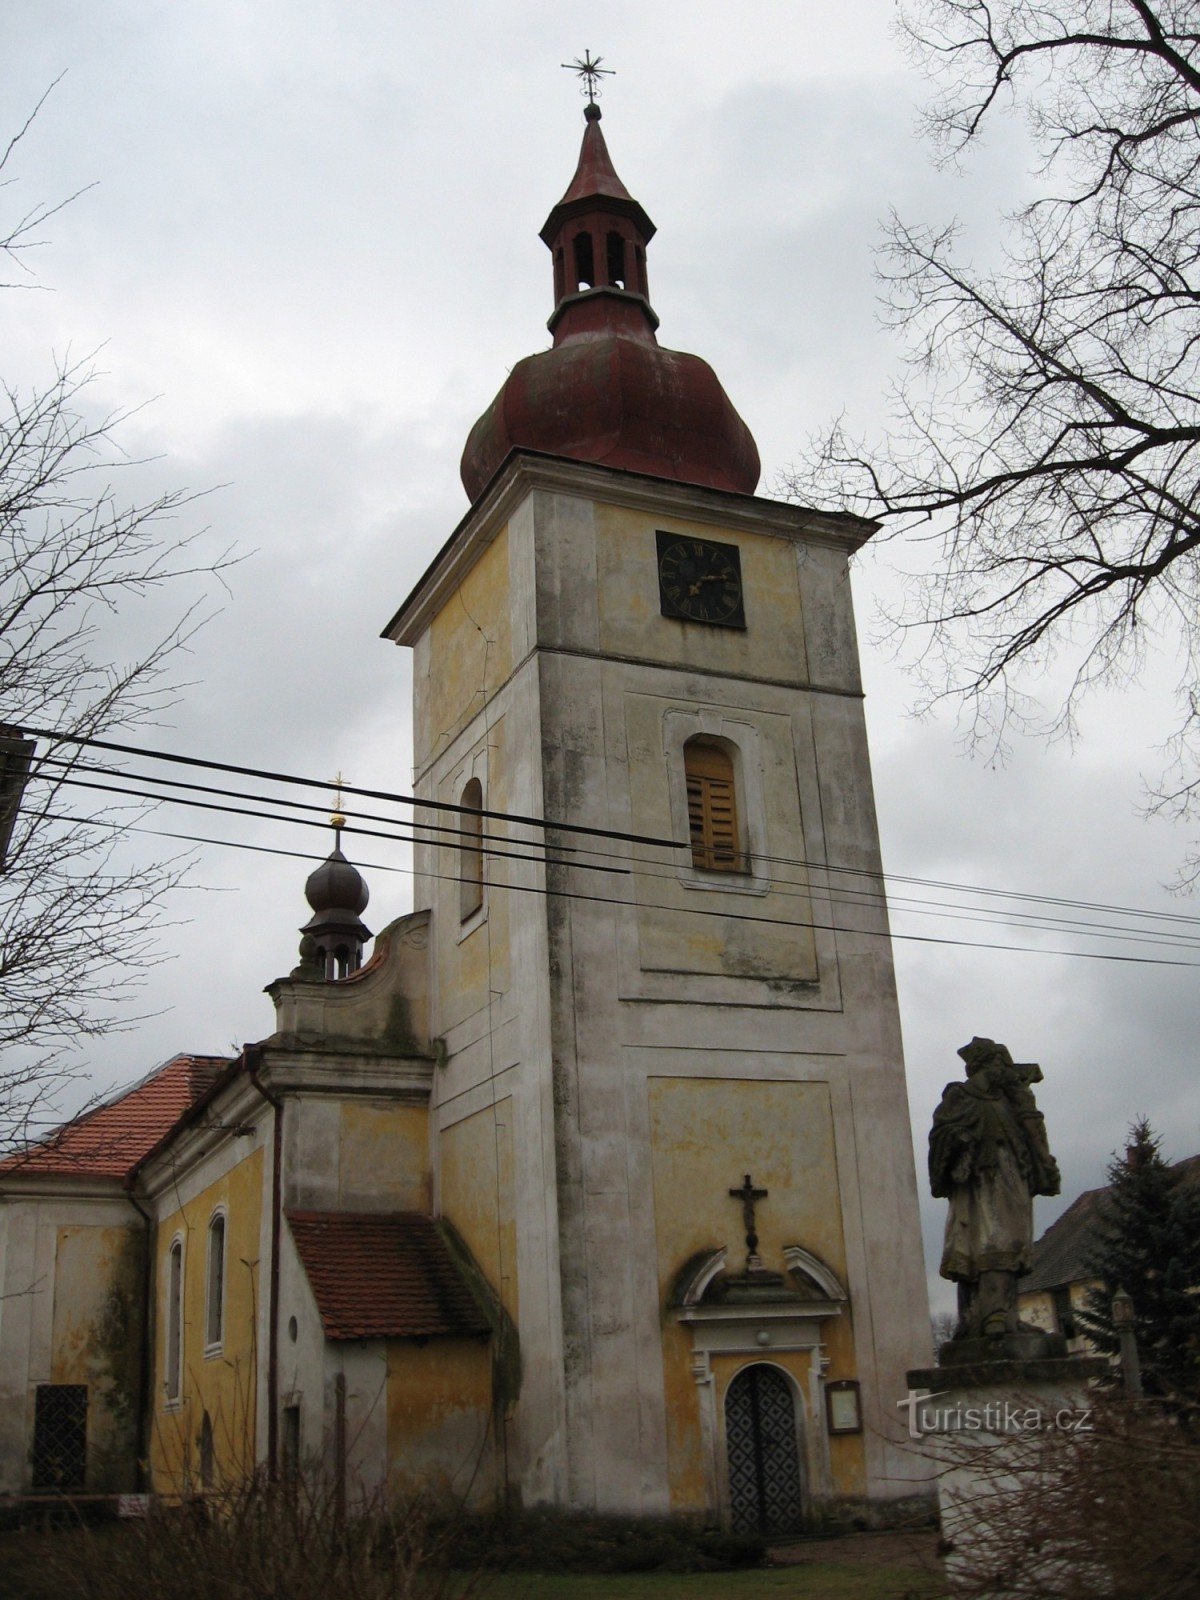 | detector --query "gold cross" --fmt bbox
[330,770,348,833]
[561,51,614,106]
